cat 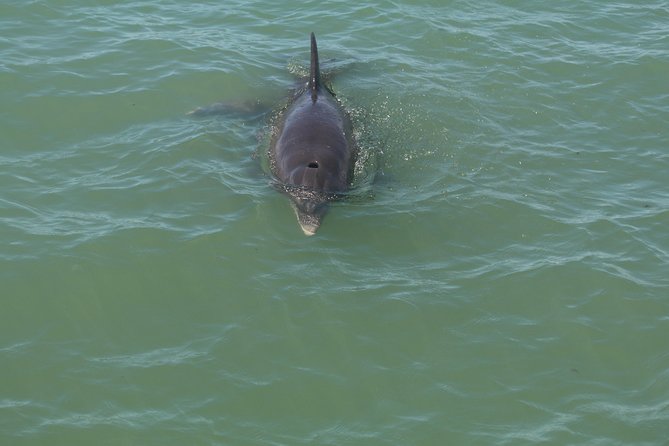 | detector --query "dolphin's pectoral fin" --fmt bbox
[188,99,269,119]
